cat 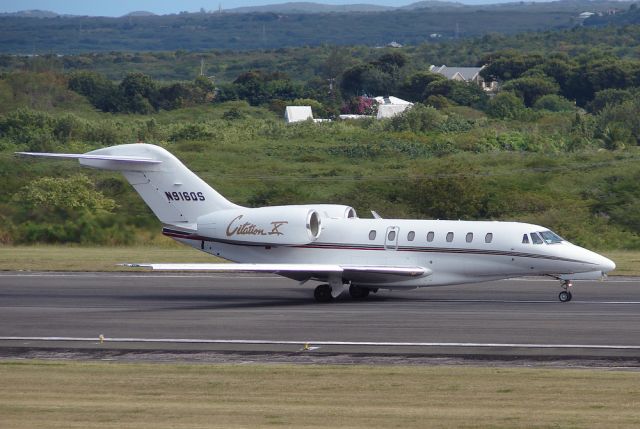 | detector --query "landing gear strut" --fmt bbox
[558,280,573,302]
[349,285,370,300]
[314,284,333,303]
